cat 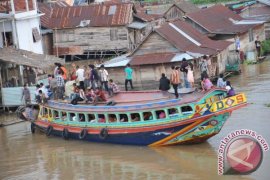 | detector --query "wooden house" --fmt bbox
[164,1,200,21]
[185,4,265,53]
[239,0,270,39]
[102,20,232,89]
[39,3,134,58]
